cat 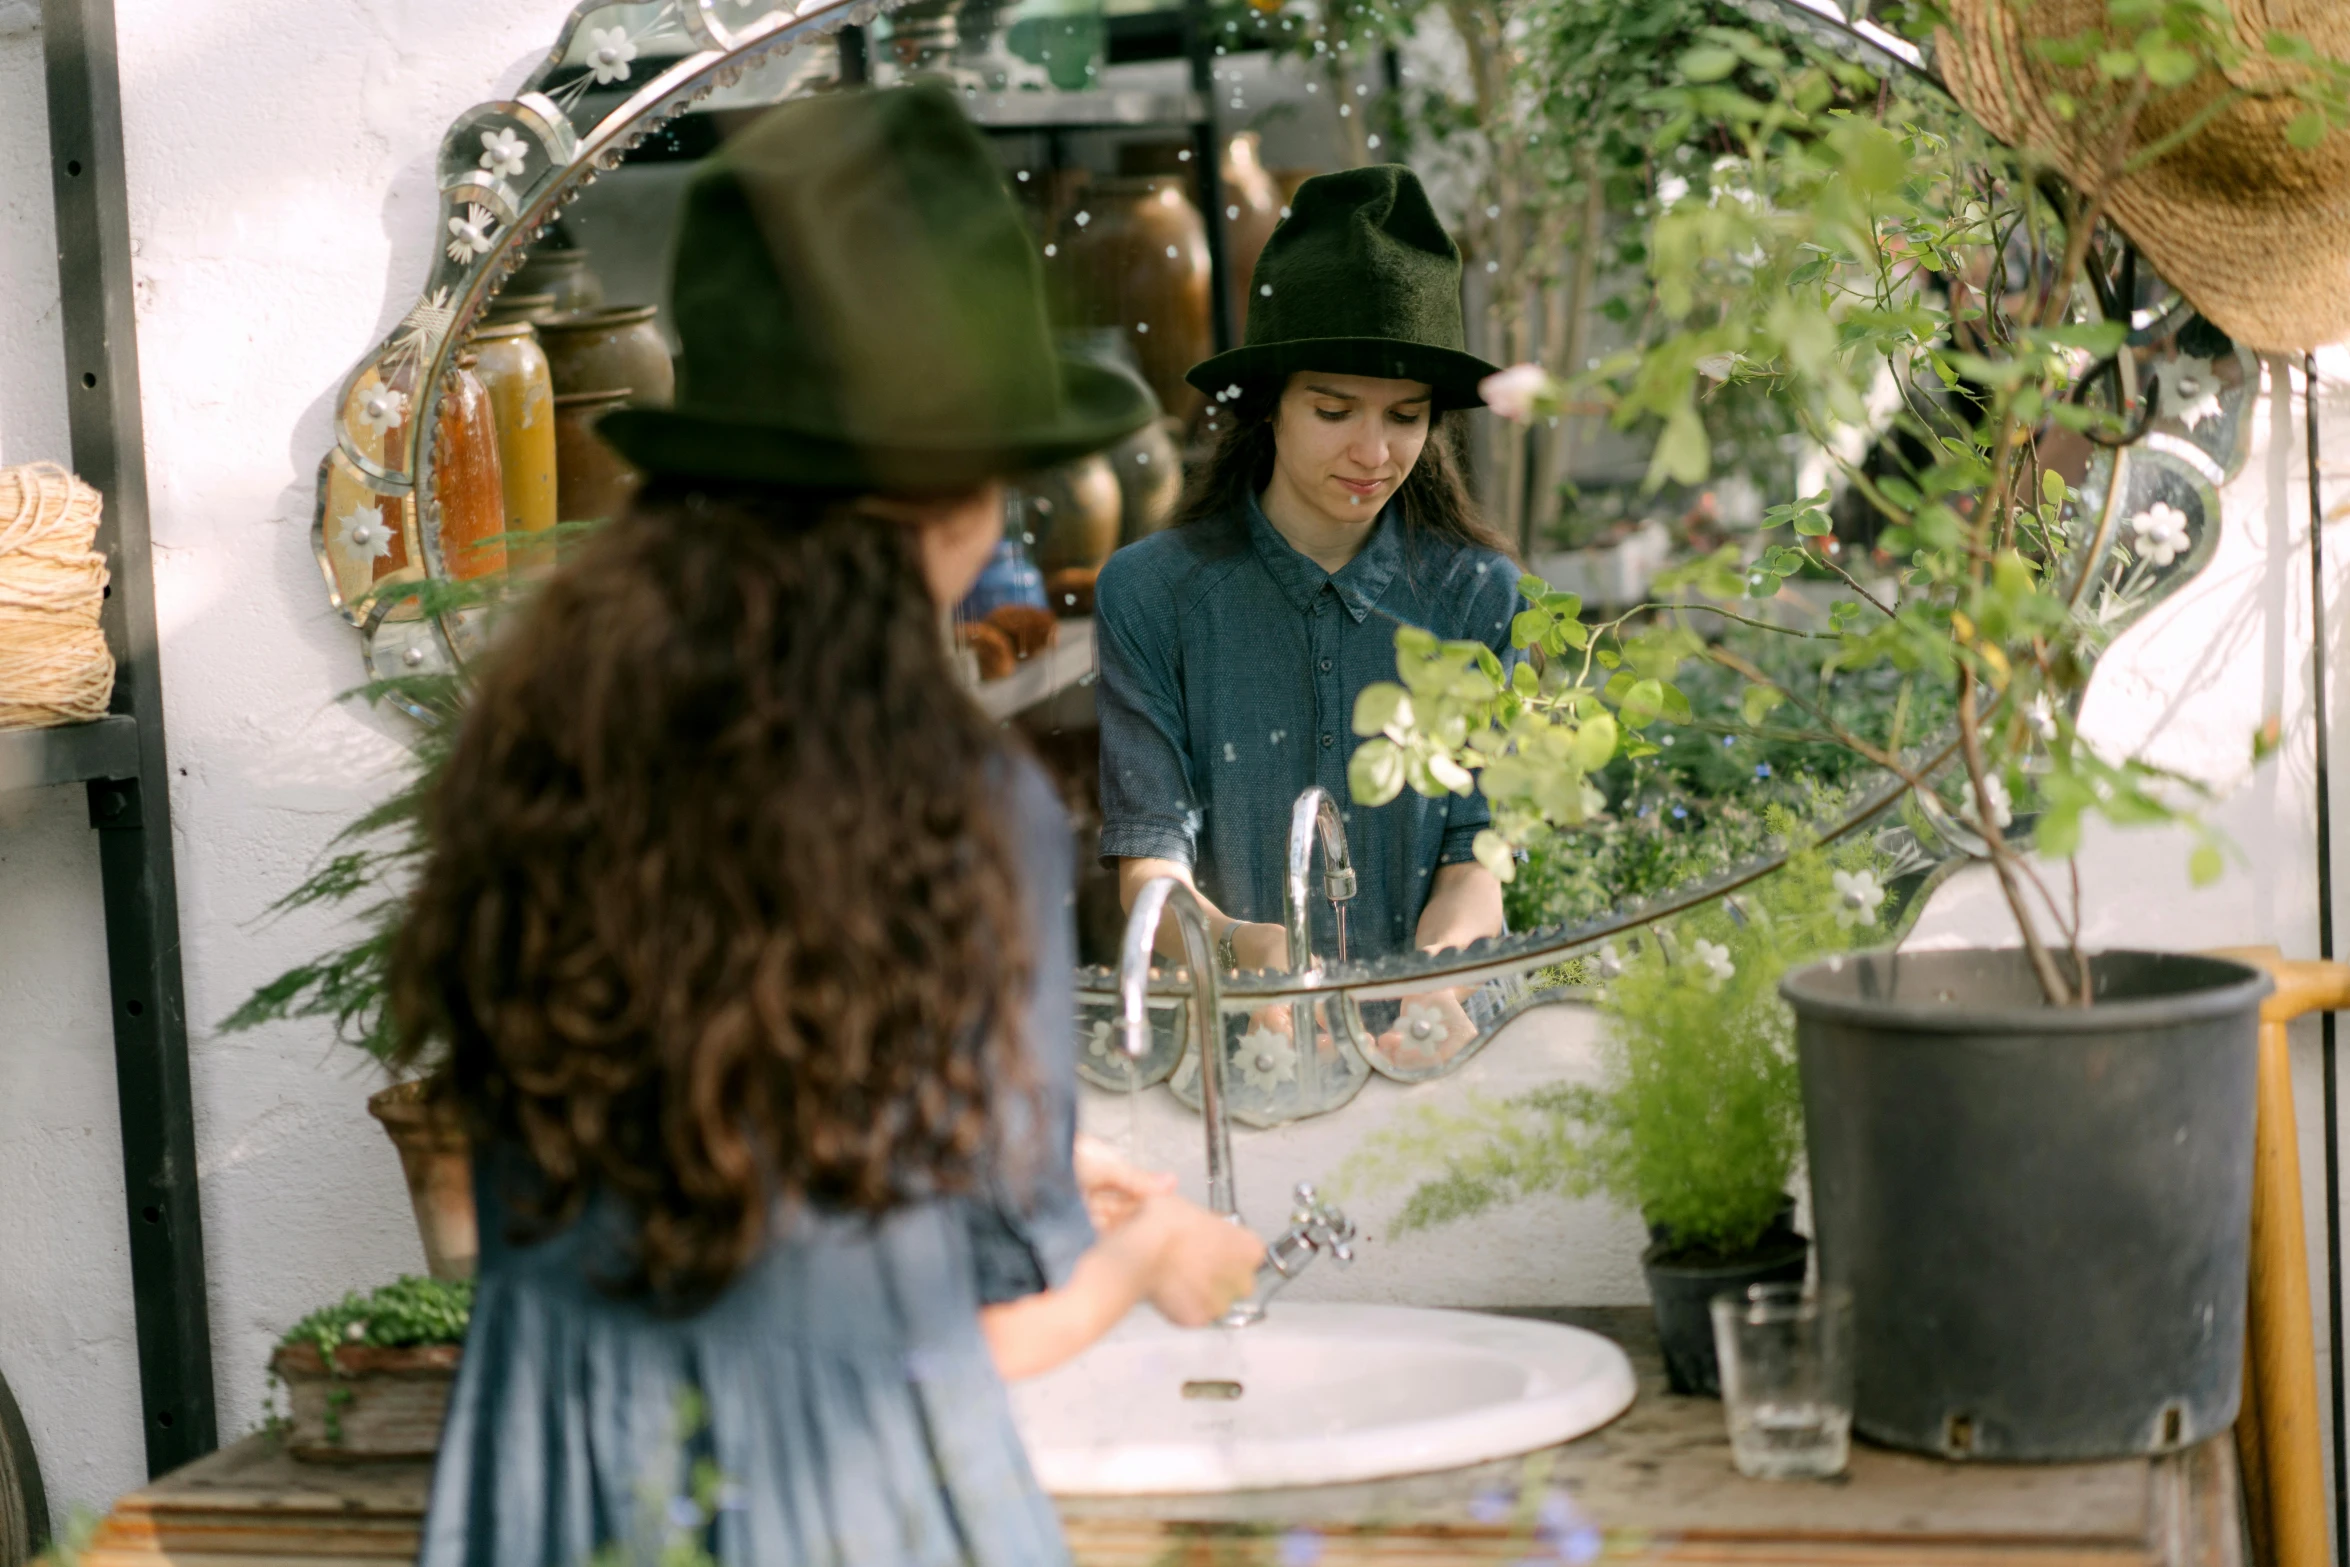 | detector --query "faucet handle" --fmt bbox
[1289,1182,1357,1263]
